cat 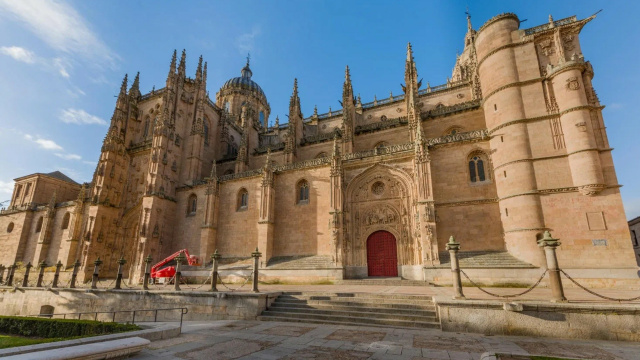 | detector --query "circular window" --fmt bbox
[371,181,385,196]
[7,222,14,233]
